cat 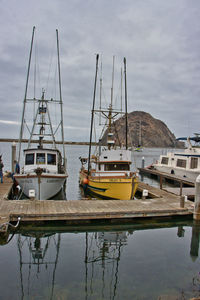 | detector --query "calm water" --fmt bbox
[0,220,200,299]
[0,143,193,299]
